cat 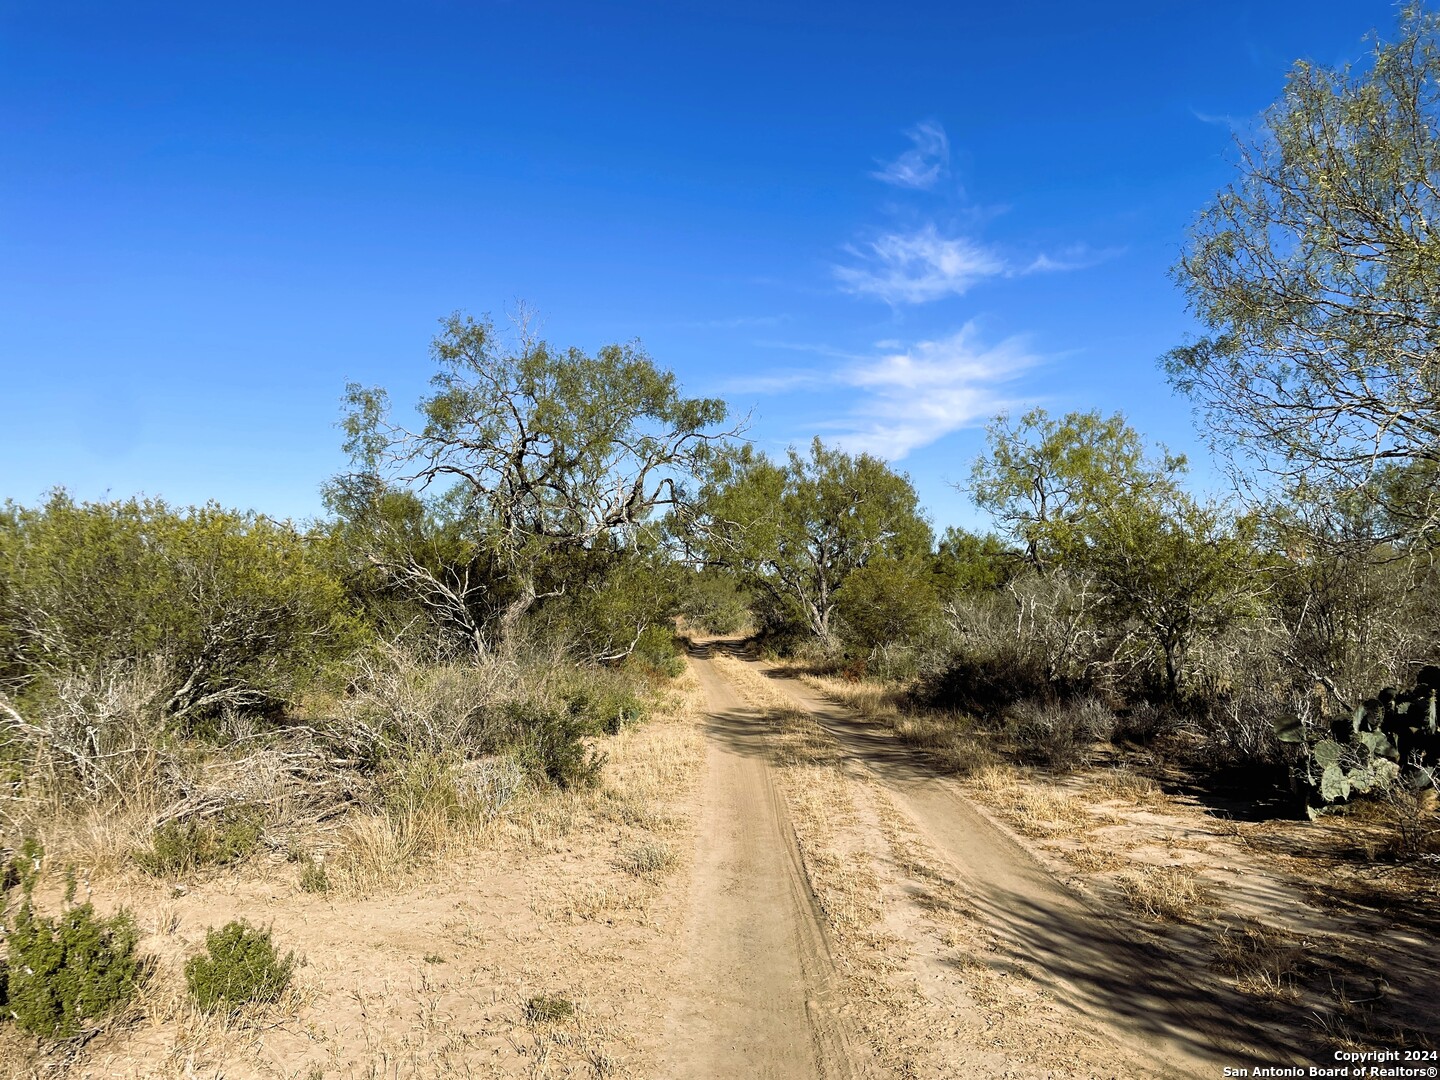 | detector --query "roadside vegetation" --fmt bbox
[2,3,1440,1071]
[694,5,1440,860]
[0,317,722,1068]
